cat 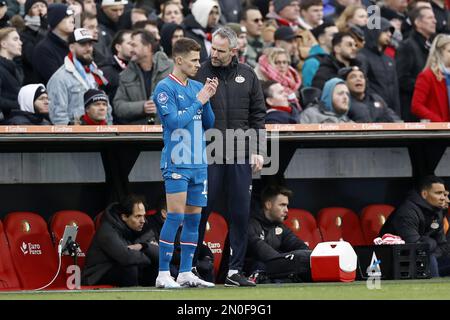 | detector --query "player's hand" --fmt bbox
[143,100,156,114]
[251,154,264,173]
